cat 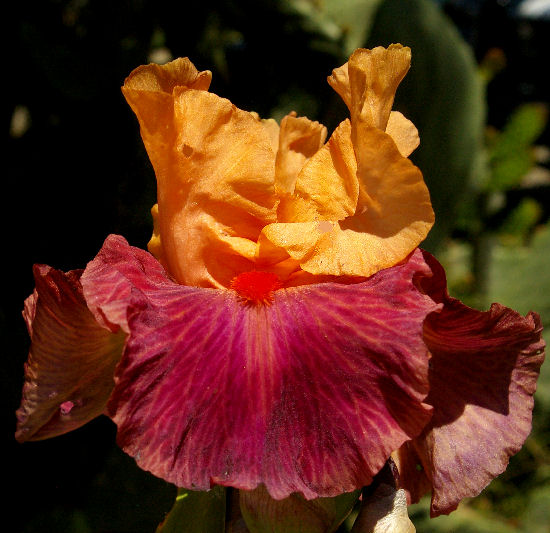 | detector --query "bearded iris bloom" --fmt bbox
[16,45,544,523]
